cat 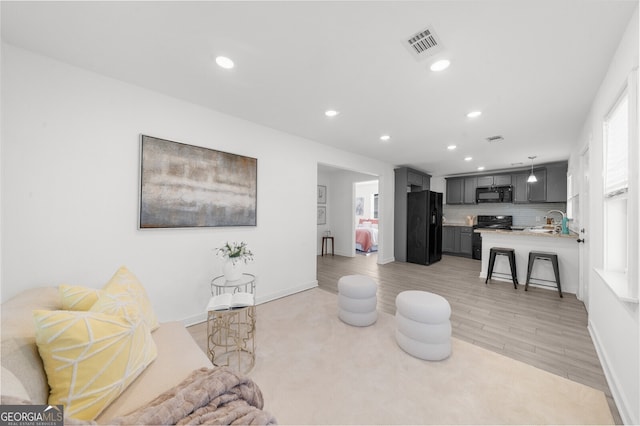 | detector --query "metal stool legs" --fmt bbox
[485,247,518,289]
[525,251,563,298]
